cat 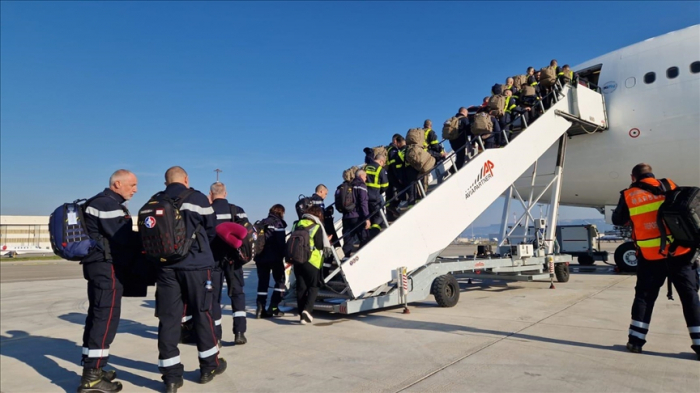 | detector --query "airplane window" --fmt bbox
[644,72,655,84]
[691,61,700,74]
[625,77,636,88]
[666,67,679,79]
